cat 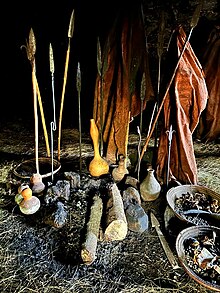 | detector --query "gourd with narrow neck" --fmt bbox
[112,154,129,183]
[140,168,161,201]
[89,119,109,177]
